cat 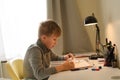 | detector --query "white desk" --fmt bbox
[49,58,120,80]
